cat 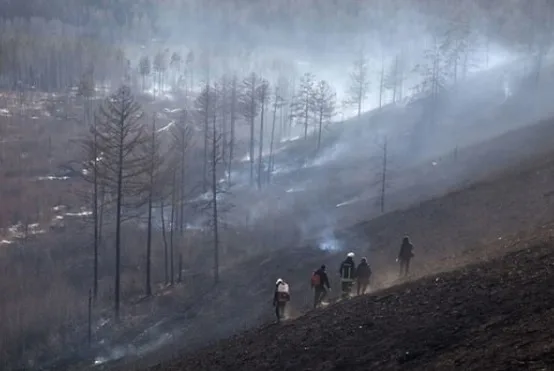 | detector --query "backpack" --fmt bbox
[311,271,321,286]
[277,282,290,302]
